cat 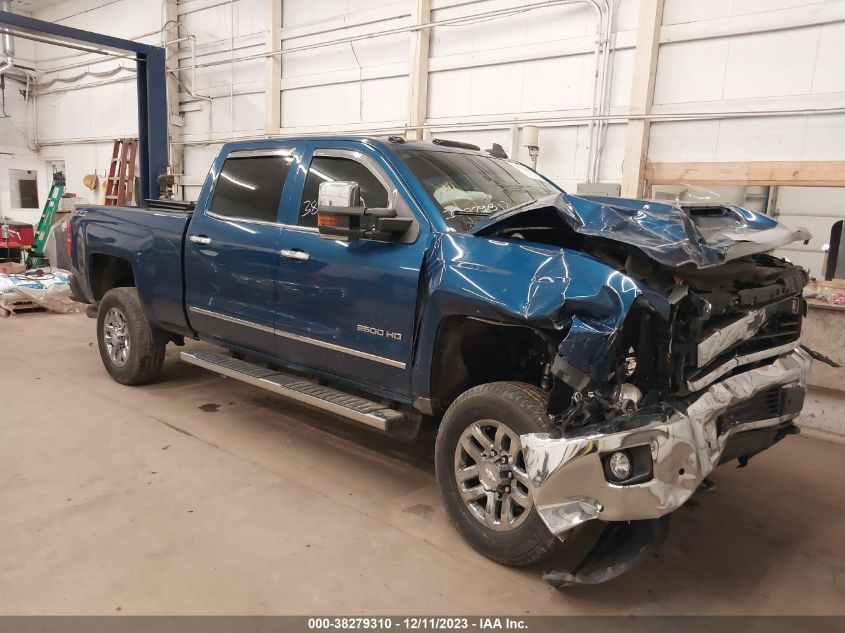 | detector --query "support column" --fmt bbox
[265,0,282,134]
[136,46,169,201]
[406,0,431,140]
[163,0,183,193]
[620,0,664,198]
